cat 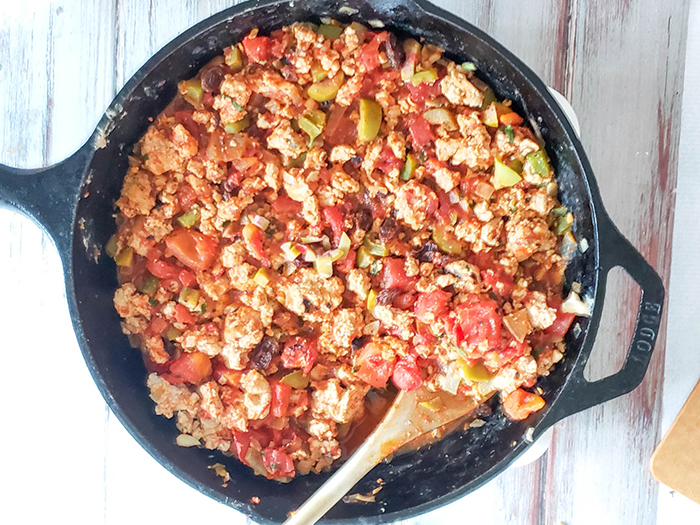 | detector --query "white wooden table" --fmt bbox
[1,1,698,523]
